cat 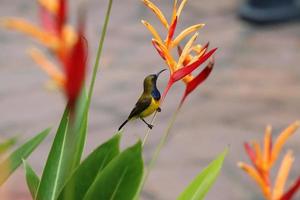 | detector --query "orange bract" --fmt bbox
[142,0,216,104]
[142,0,209,85]
[1,0,87,108]
[238,121,300,200]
